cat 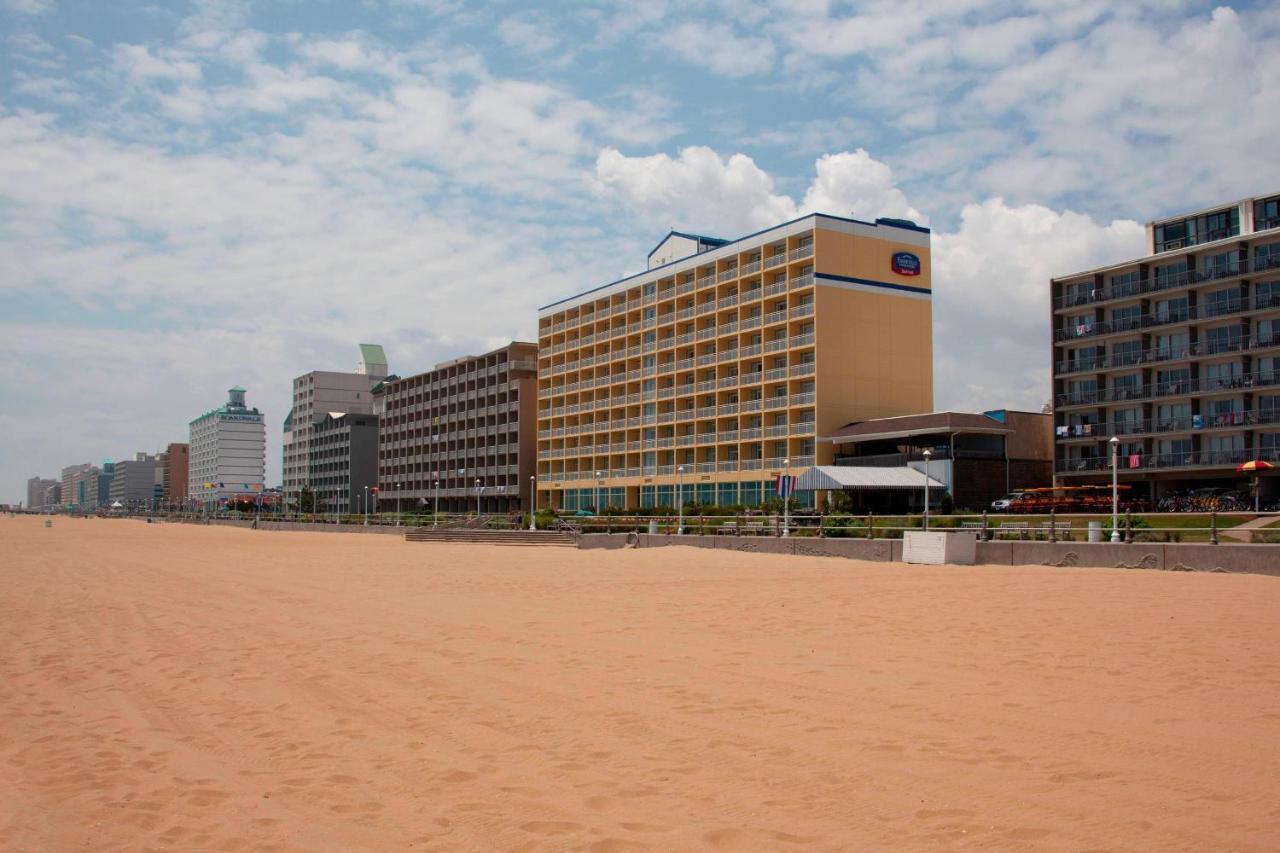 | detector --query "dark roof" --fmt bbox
[827,412,1013,444]
[646,230,728,259]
